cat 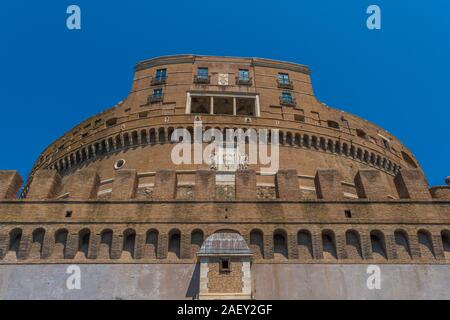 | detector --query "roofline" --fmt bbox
[134,54,311,75]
